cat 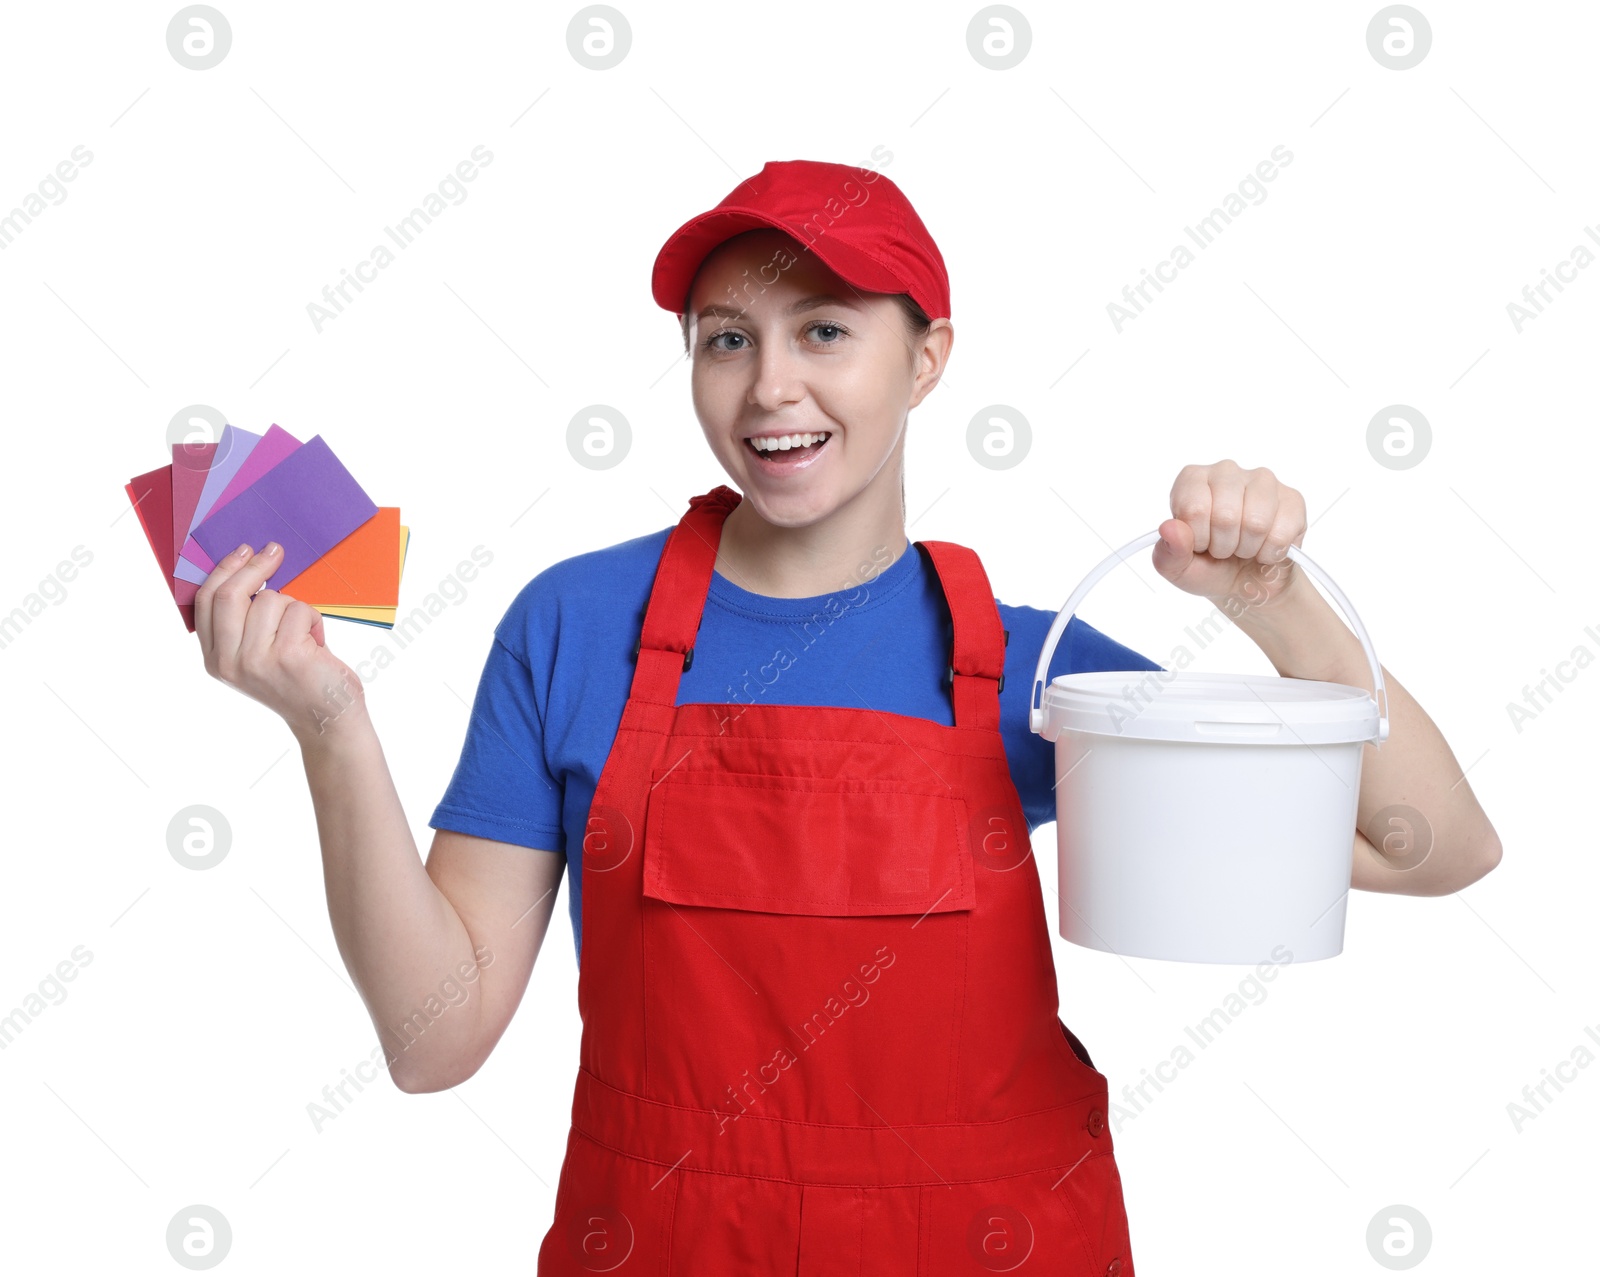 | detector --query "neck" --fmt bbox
[714,484,909,600]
